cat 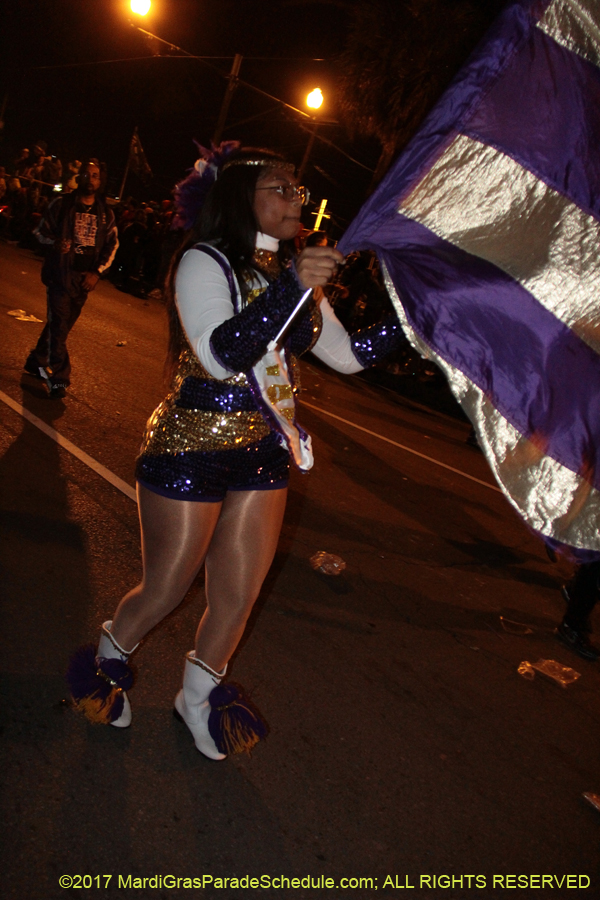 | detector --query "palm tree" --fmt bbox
[337,0,507,187]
